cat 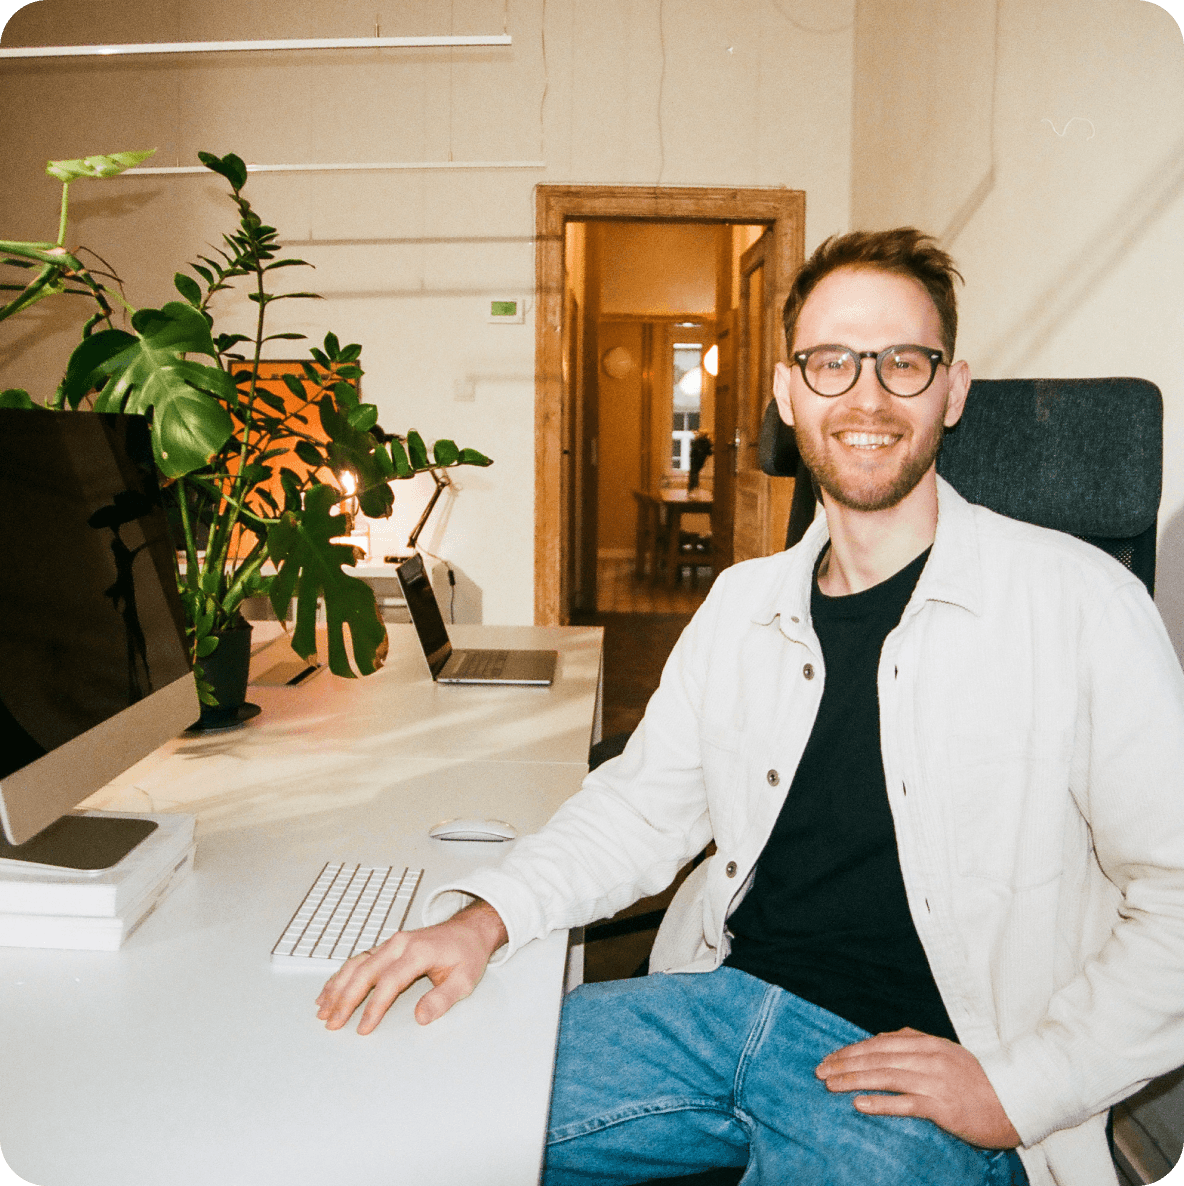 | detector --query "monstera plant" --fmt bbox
[0,149,491,707]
